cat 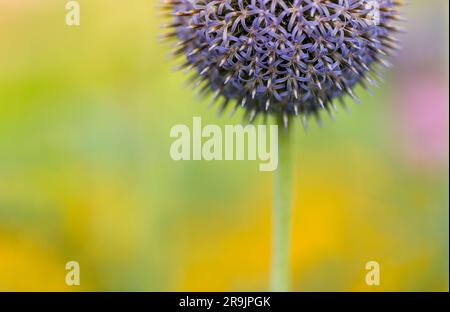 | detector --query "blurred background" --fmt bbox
[0,0,448,291]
